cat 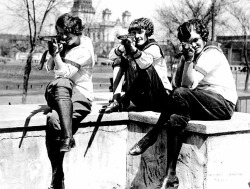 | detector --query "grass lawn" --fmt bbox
[0,61,250,113]
[0,61,113,104]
